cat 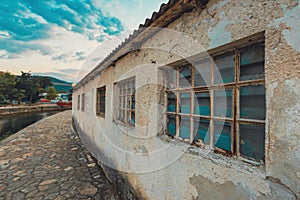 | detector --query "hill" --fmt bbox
[42,76,73,93]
